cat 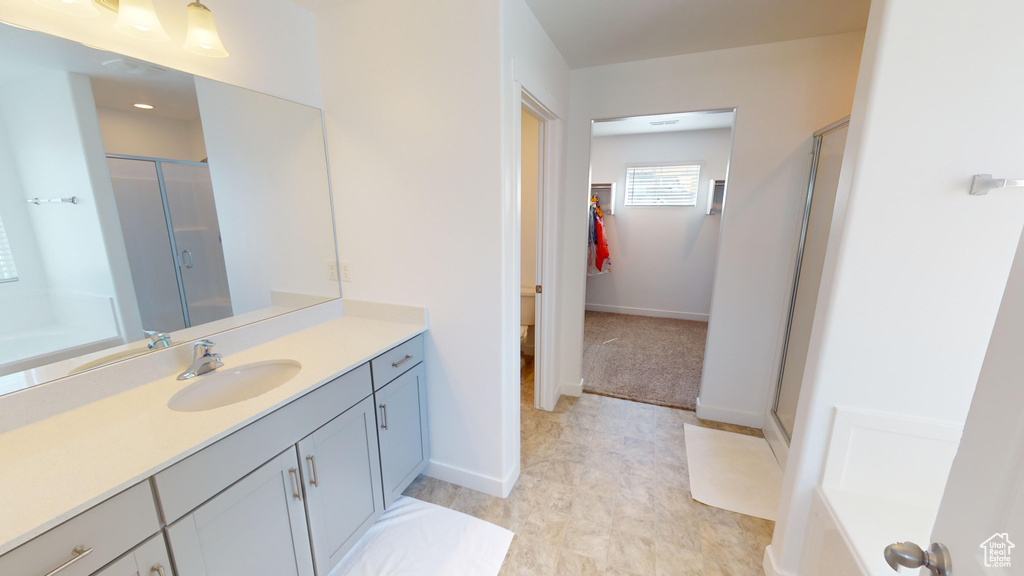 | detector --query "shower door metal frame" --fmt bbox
[770,117,850,444]
[108,154,212,329]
